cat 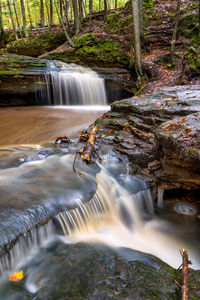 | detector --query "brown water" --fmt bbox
[0,106,108,147]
